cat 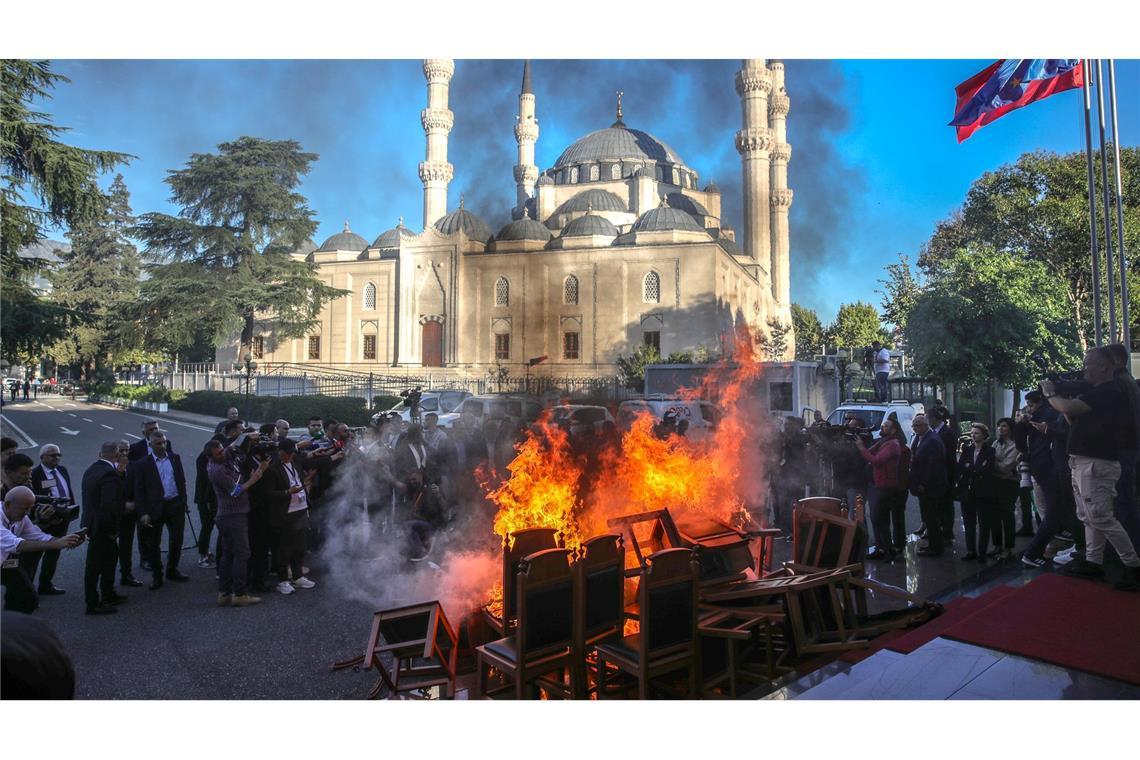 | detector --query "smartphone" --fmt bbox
[75,527,88,538]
